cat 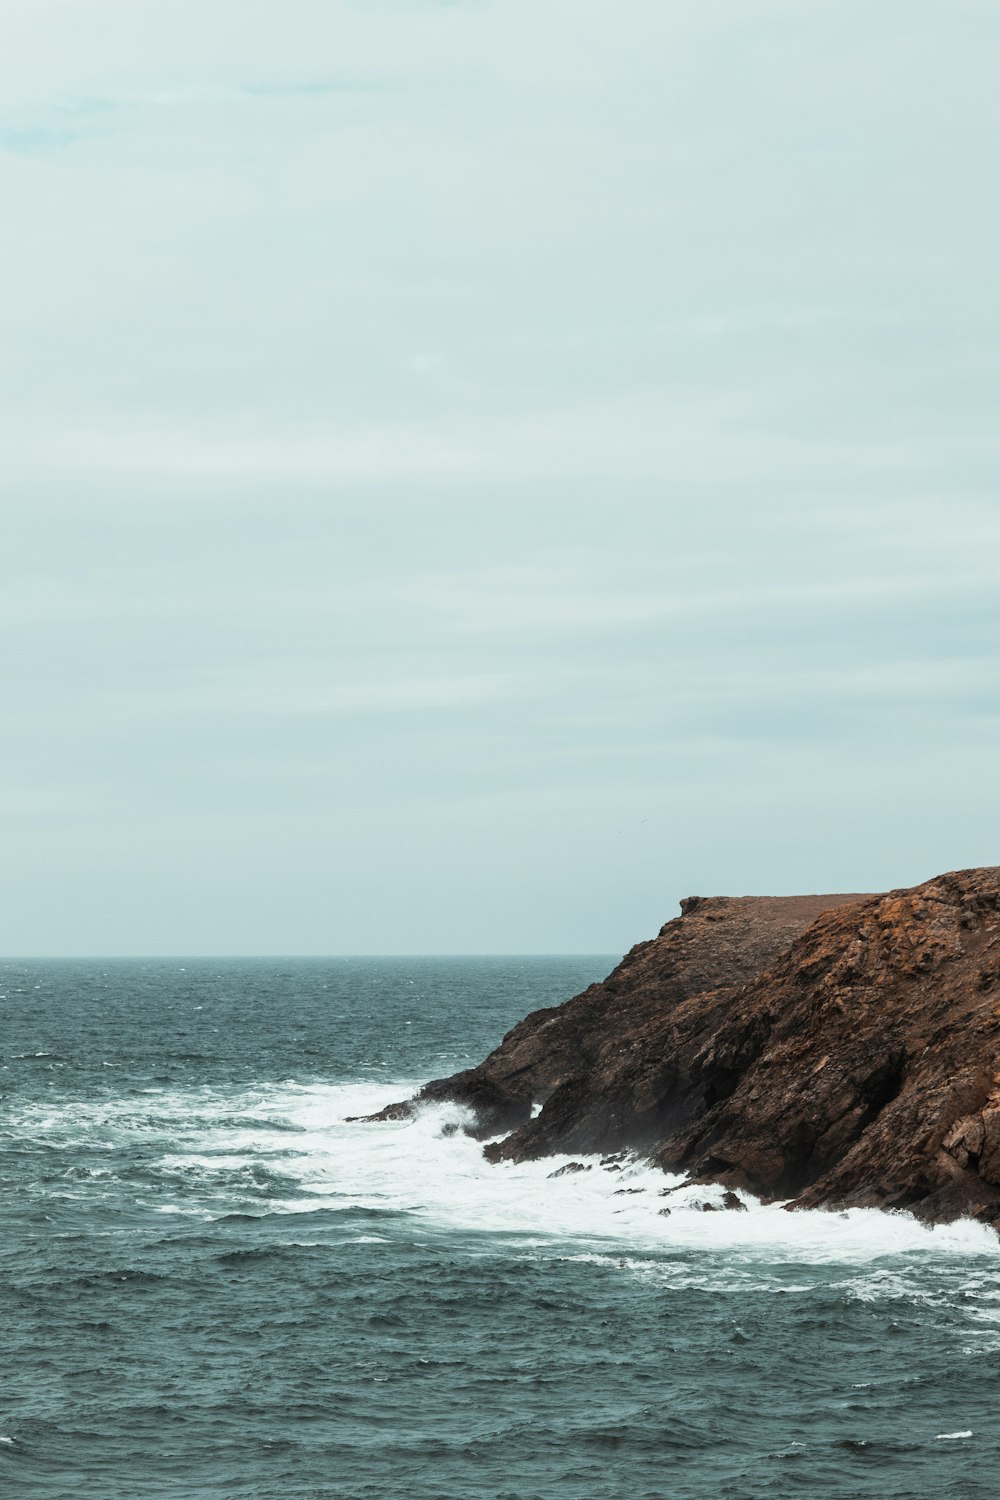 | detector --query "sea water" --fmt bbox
[2,957,998,1500]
